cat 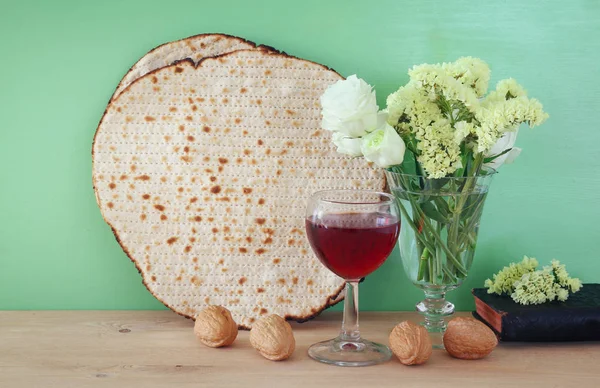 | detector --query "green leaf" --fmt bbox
[483,148,512,164]
[420,201,447,224]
